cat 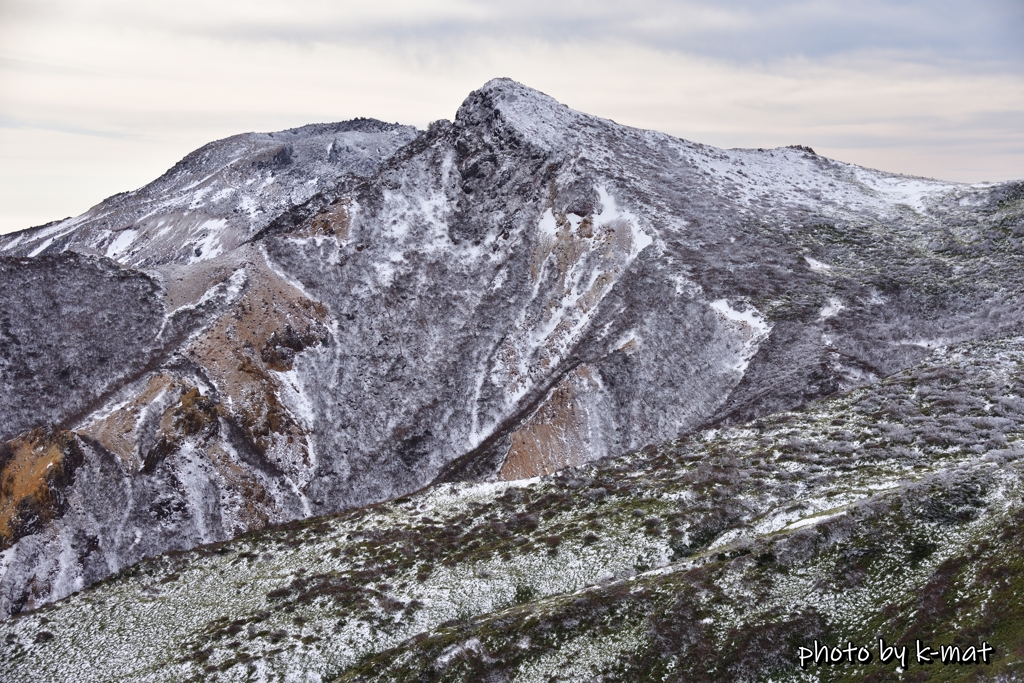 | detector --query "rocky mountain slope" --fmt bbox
[1,77,1023,676]
[0,120,418,268]
[3,334,1023,681]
